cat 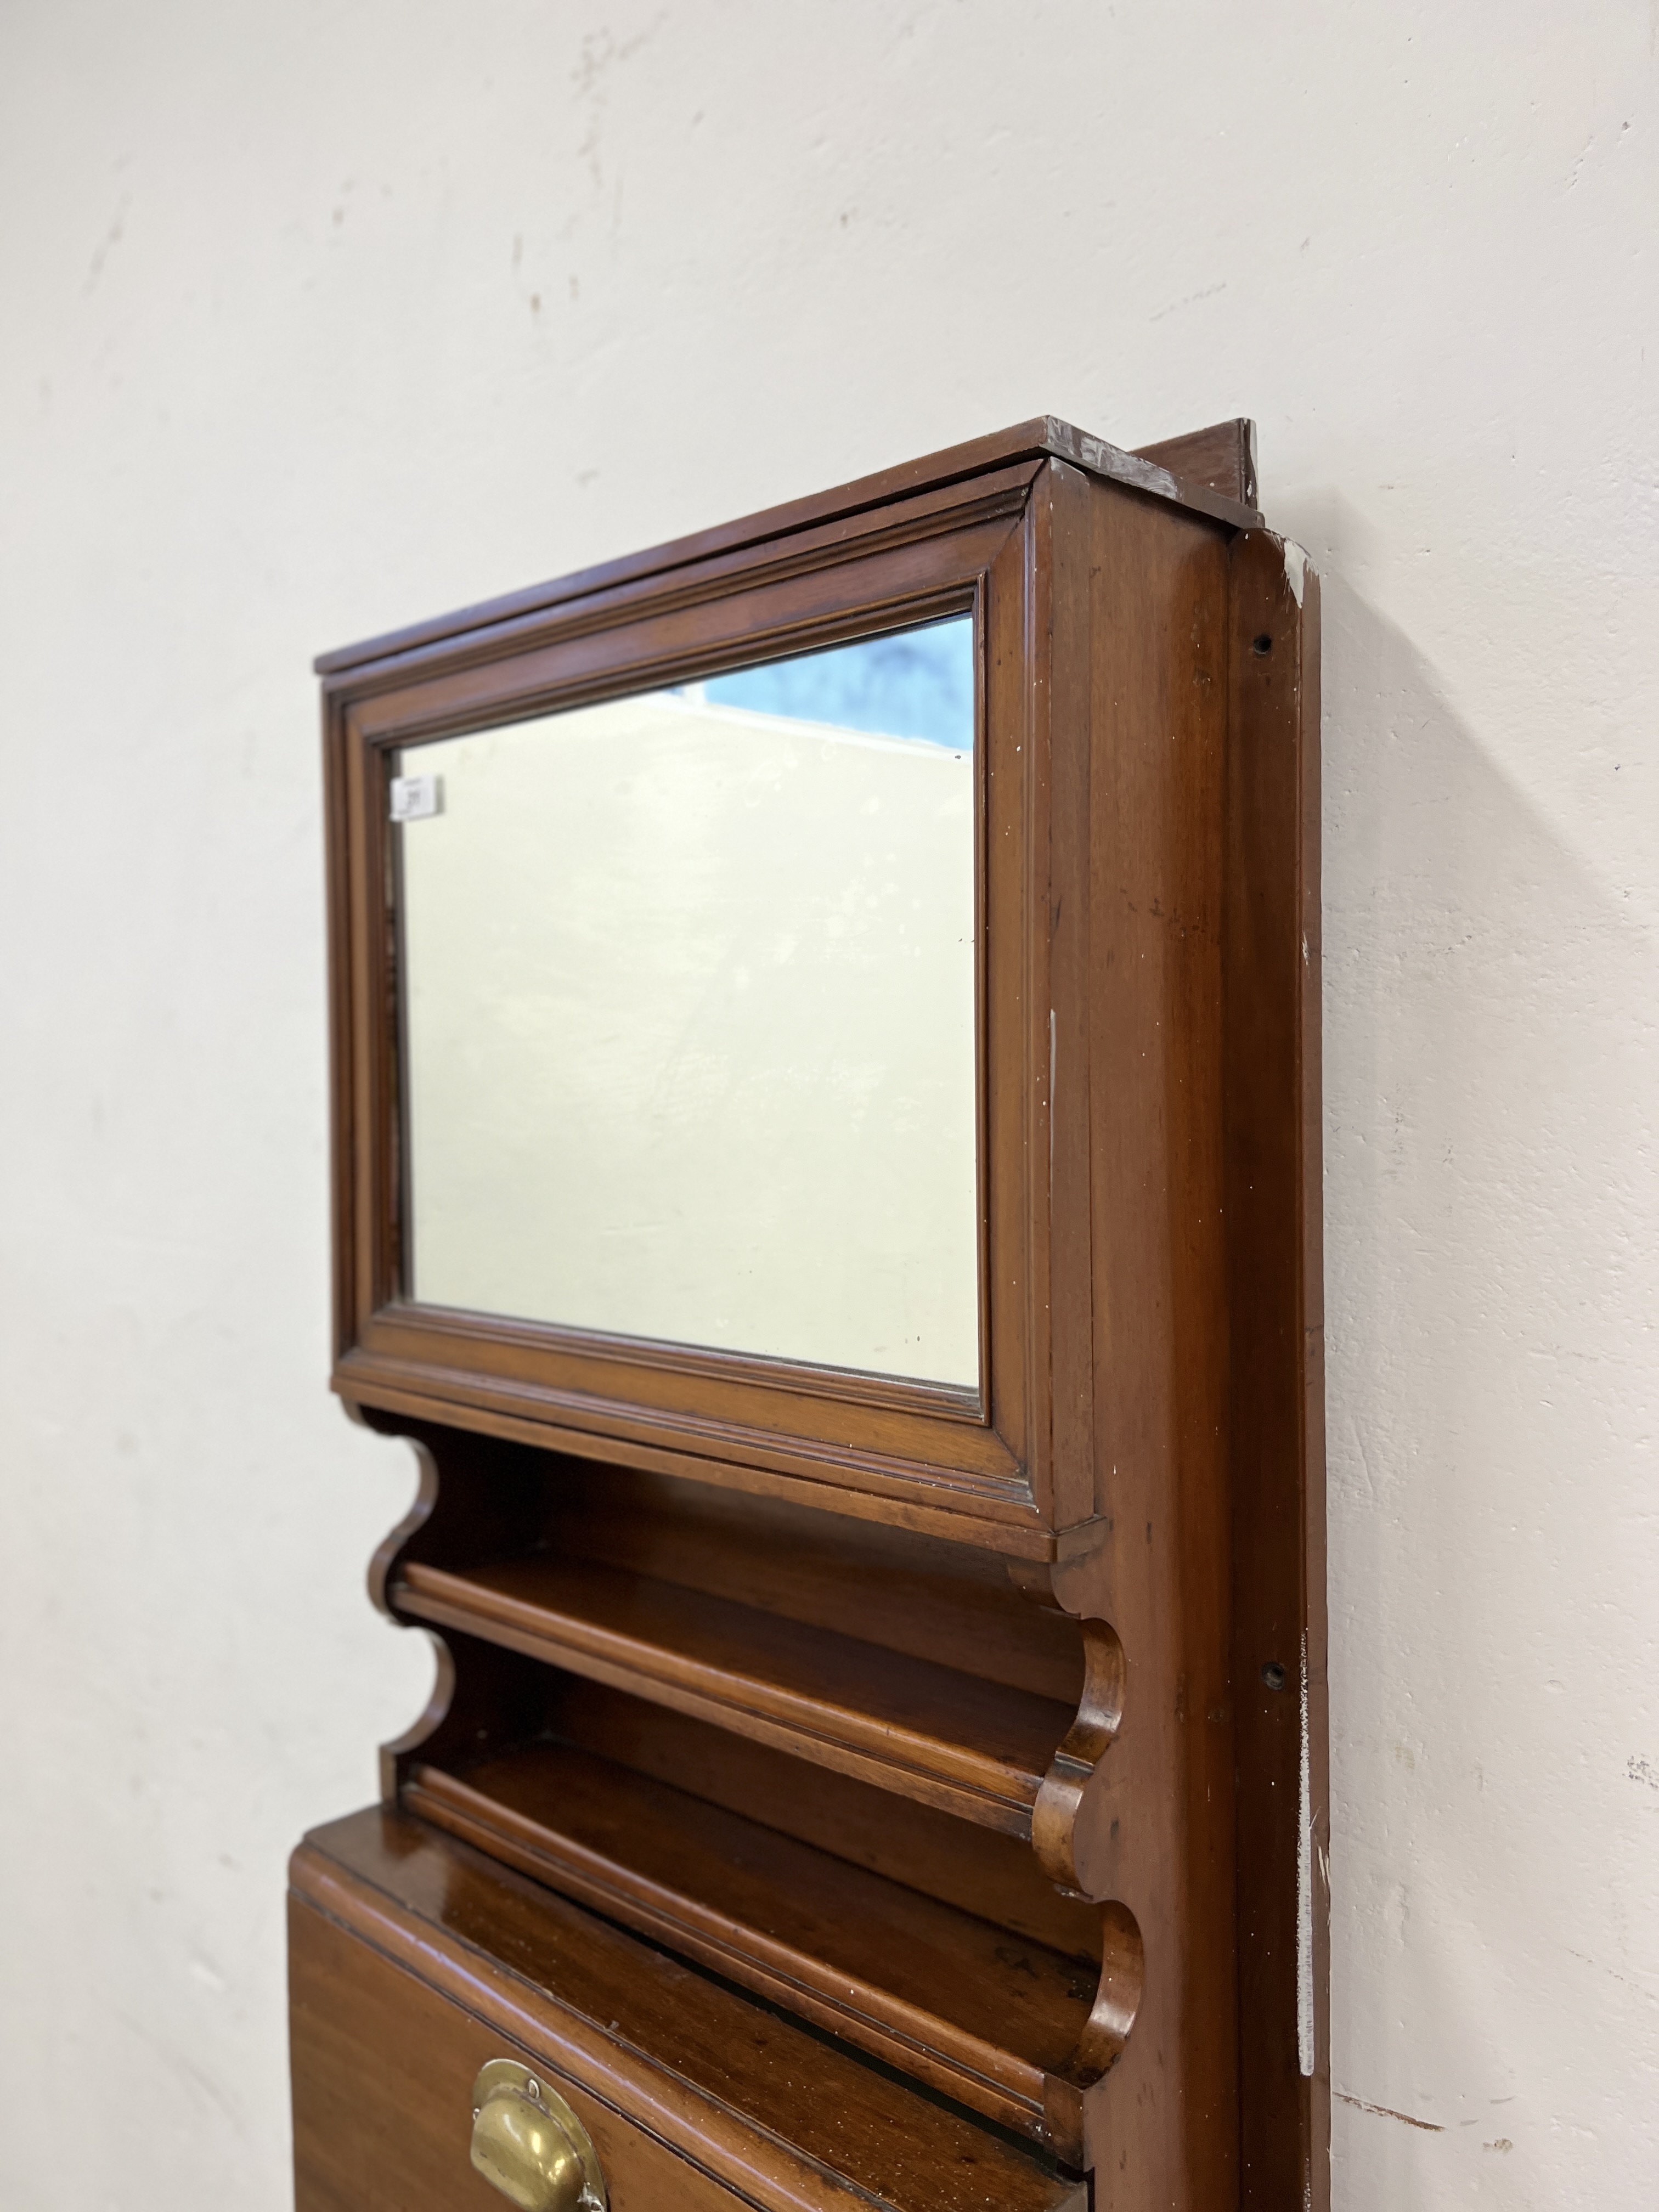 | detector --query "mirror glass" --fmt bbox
[395,616,979,1388]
